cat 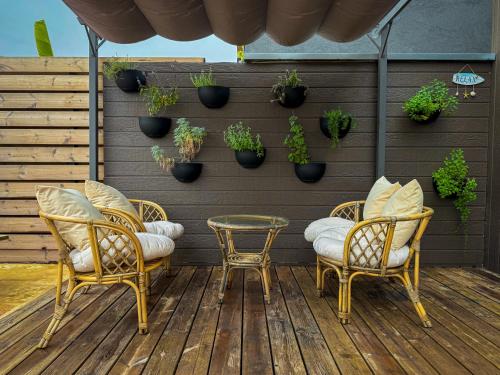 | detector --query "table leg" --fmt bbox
[218,264,229,304]
[261,267,271,304]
